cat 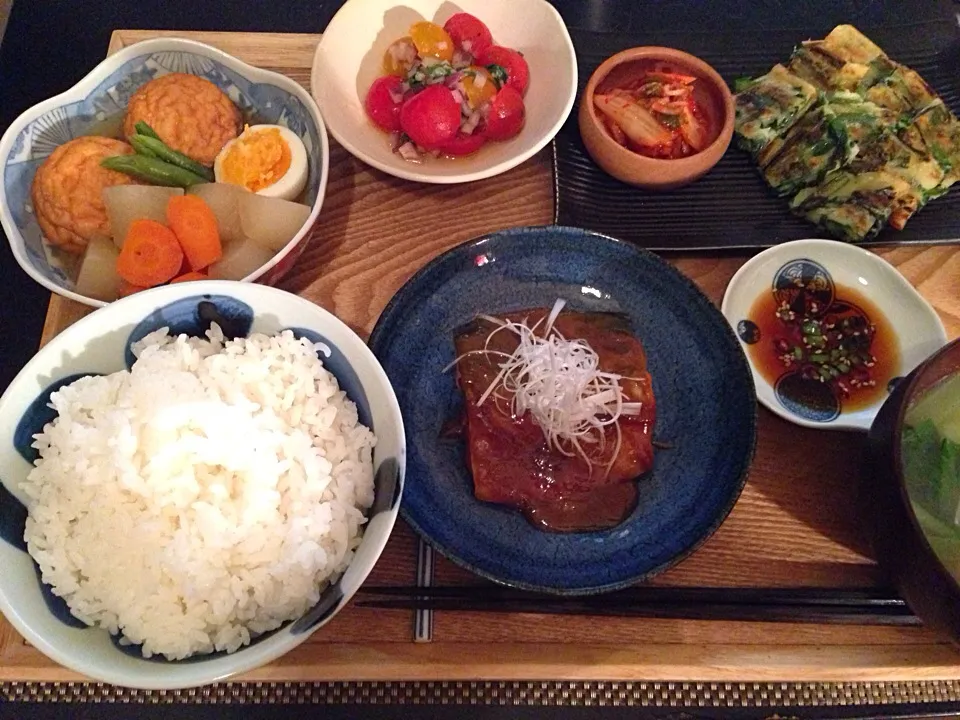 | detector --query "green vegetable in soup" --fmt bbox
[901,375,960,580]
